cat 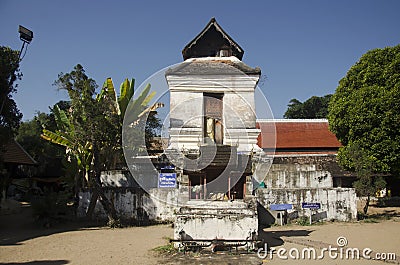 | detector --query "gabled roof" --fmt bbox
[256,119,342,155]
[1,140,37,165]
[182,18,244,60]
